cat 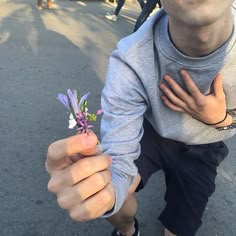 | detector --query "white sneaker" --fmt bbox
[105,14,118,22]
[106,10,114,16]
